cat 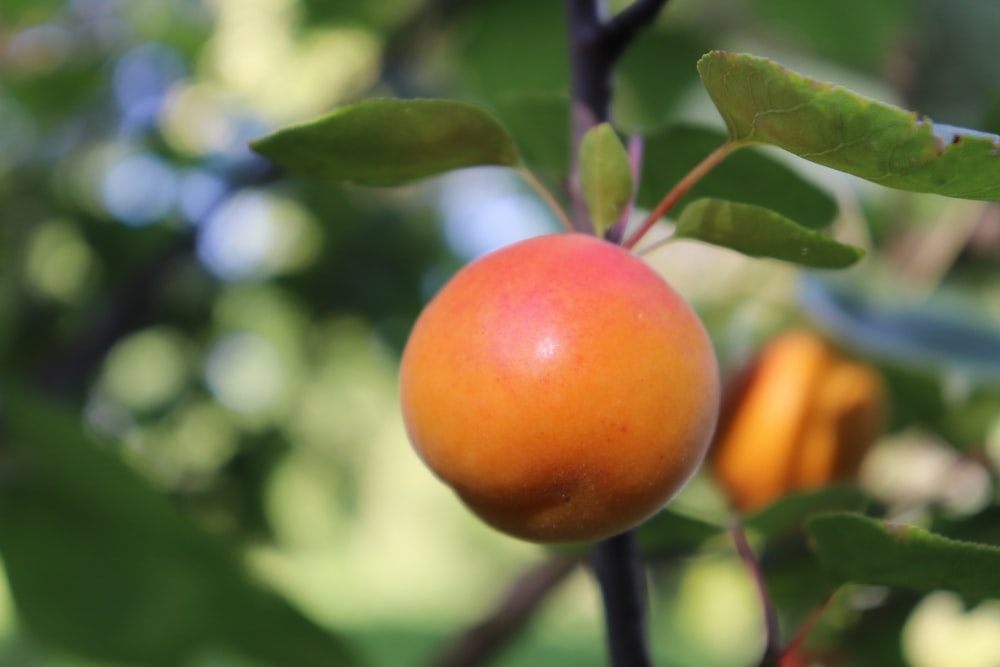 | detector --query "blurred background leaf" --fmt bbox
[747,0,910,73]
[0,390,361,666]
[612,25,709,133]
[744,485,869,539]
[636,510,724,560]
